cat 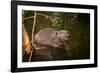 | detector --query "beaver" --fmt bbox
[31,28,70,60]
[34,28,69,48]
